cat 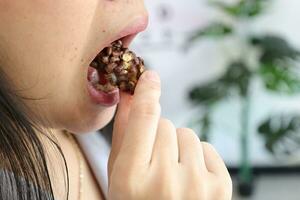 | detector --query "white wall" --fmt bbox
[132,0,300,167]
